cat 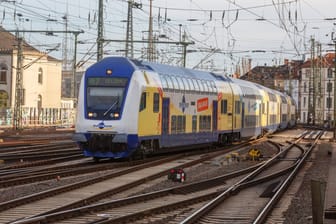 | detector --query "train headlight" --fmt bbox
[88,112,97,118]
[112,112,119,118]
[106,69,113,75]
